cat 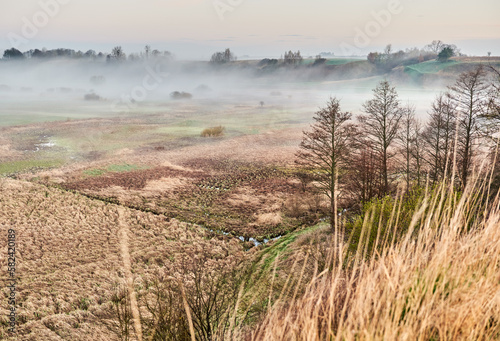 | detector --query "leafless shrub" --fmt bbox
[283,192,328,223]
[140,274,191,340]
[138,240,247,341]
[110,282,133,341]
